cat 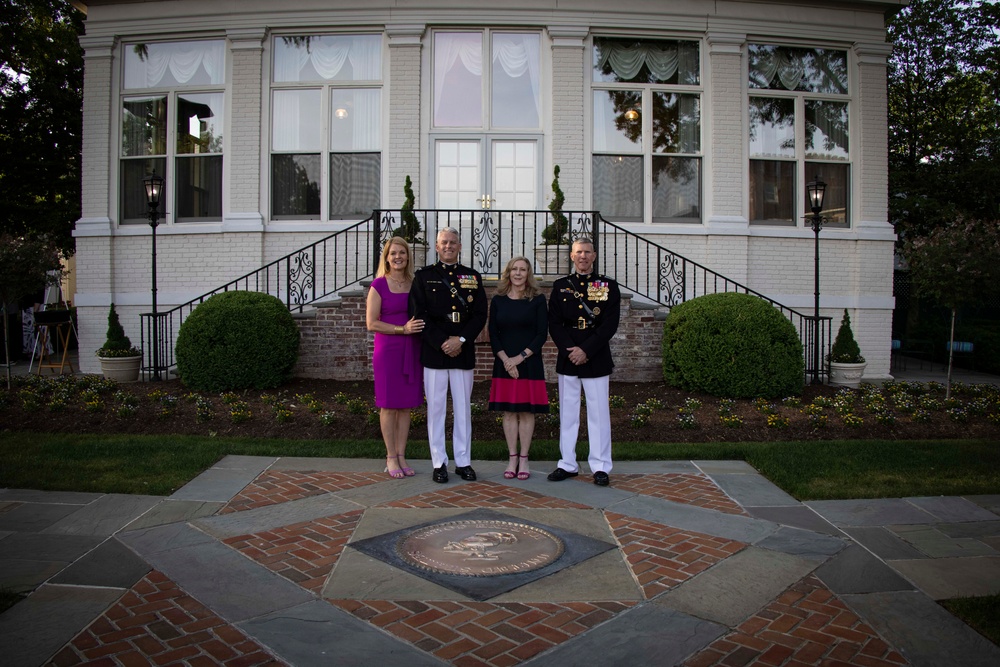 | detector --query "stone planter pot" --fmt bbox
[829,361,867,388]
[534,244,570,276]
[410,243,428,269]
[98,355,142,383]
